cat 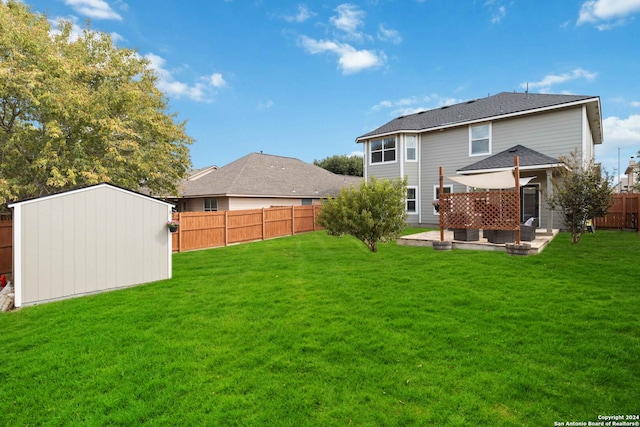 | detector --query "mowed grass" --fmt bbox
[0,230,638,426]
